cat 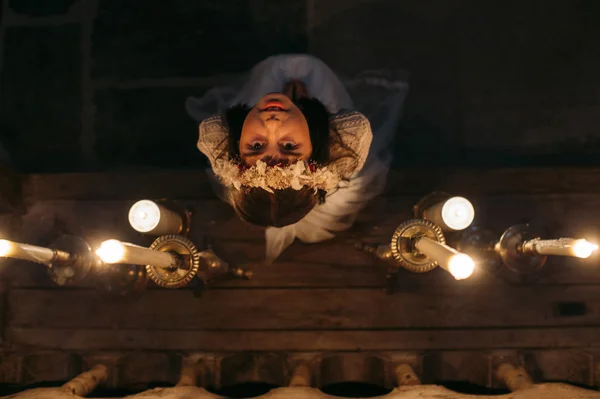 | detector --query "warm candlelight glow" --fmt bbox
[128,200,183,235]
[0,239,11,256]
[423,196,475,231]
[447,253,475,280]
[572,239,598,259]
[96,240,126,264]
[415,237,475,280]
[96,239,177,269]
[522,237,599,259]
[441,197,475,231]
